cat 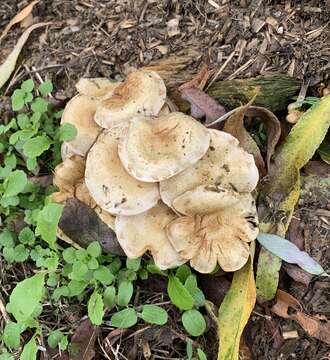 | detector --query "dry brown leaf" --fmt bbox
[0,0,39,41]
[271,289,330,345]
[70,319,99,360]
